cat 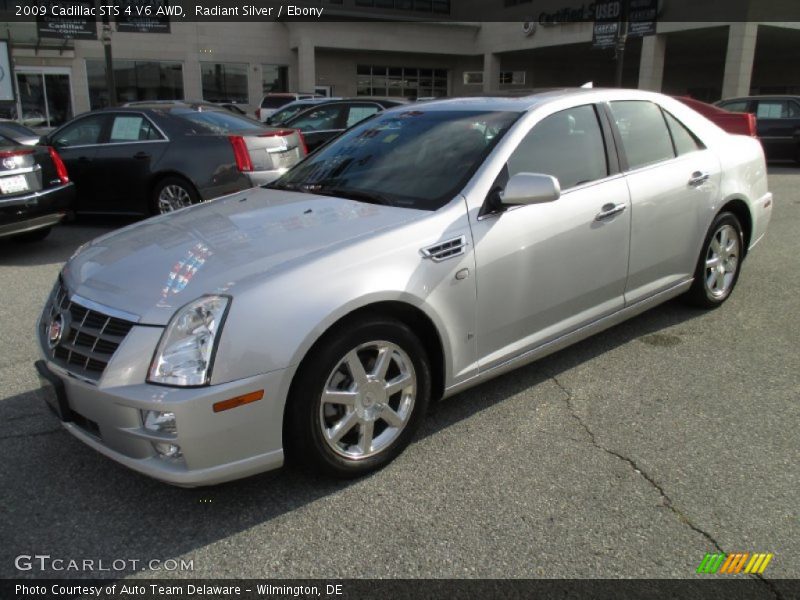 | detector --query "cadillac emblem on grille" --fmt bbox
[47,312,66,349]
